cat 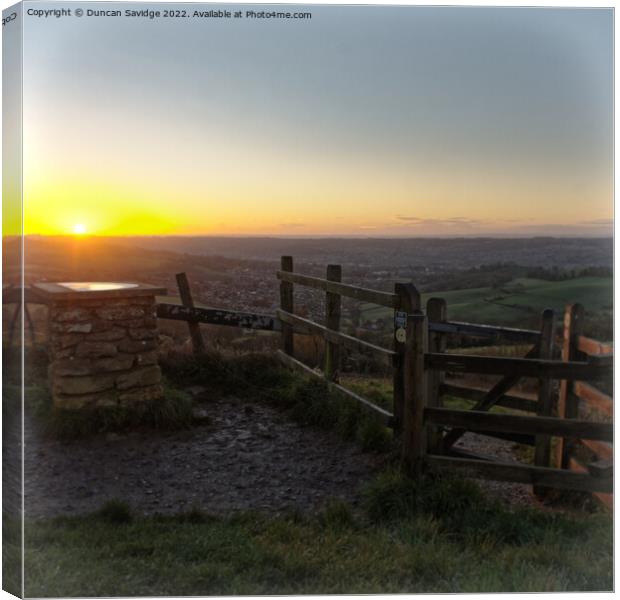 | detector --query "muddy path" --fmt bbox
[24,393,386,519]
[19,387,550,519]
